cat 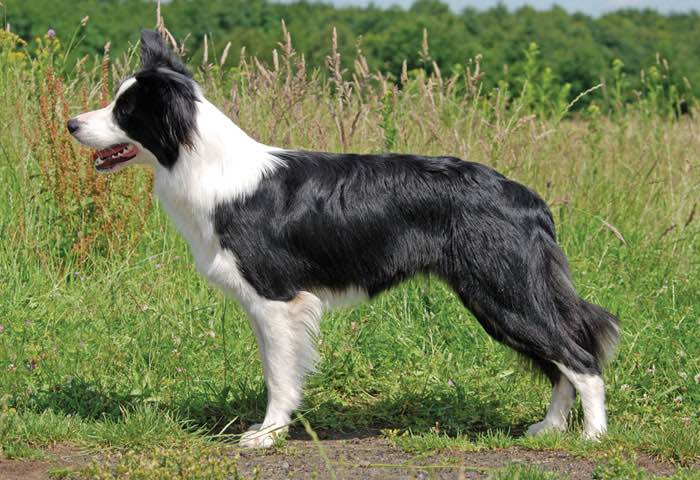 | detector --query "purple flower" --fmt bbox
[0,325,4,334]
[47,28,56,39]
[447,379,455,387]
